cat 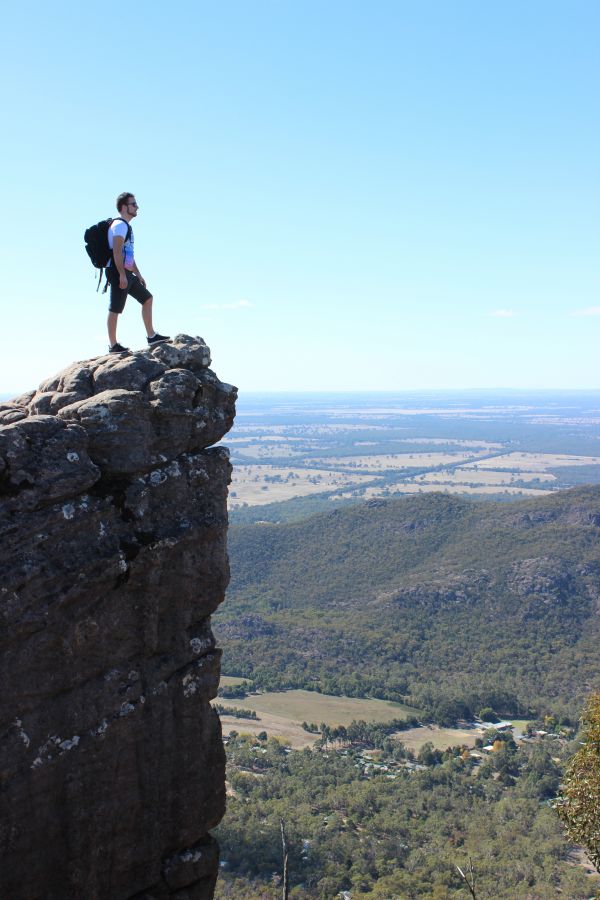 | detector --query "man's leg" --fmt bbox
[129,278,169,345]
[107,311,119,347]
[141,296,155,338]
[106,268,129,350]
